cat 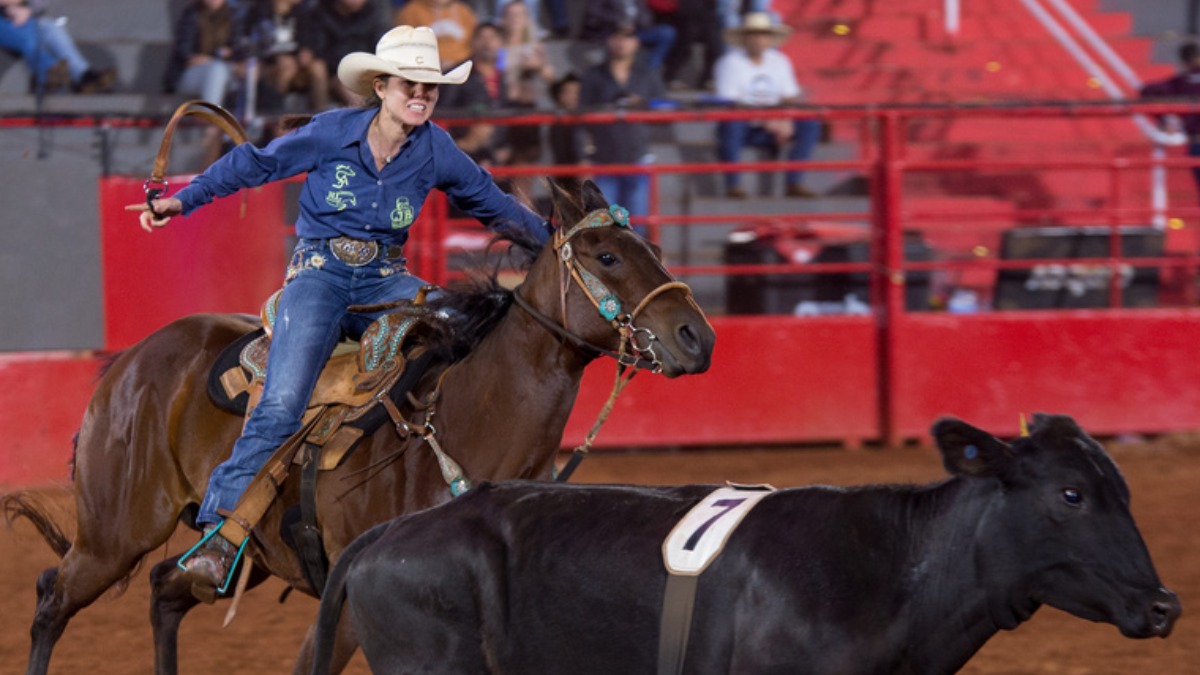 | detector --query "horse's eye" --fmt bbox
[596,252,619,267]
[1062,488,1083,506]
